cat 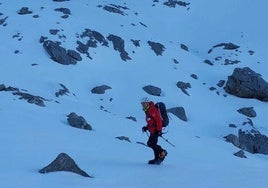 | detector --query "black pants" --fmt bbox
[147,133,163,160]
